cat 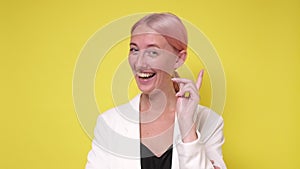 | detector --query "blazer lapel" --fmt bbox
[171,114,181,169]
